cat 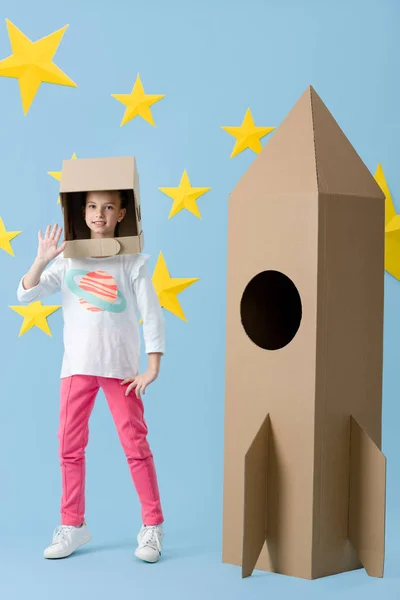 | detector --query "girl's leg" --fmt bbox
[100,377,164,526]
[58,375,99,526]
